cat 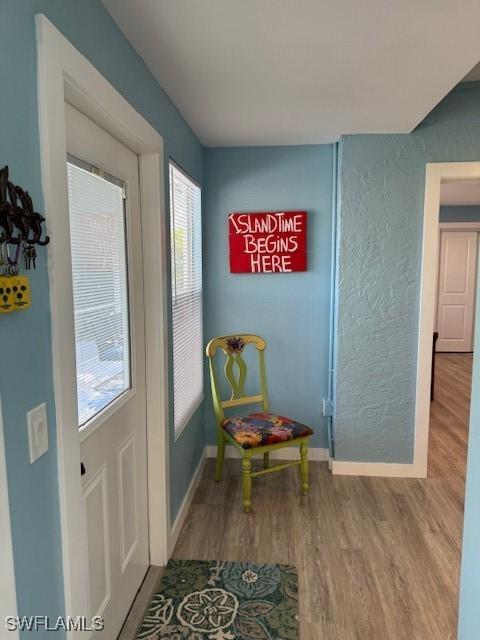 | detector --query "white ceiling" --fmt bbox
[441,180,480,206]
[101,0,480,147]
